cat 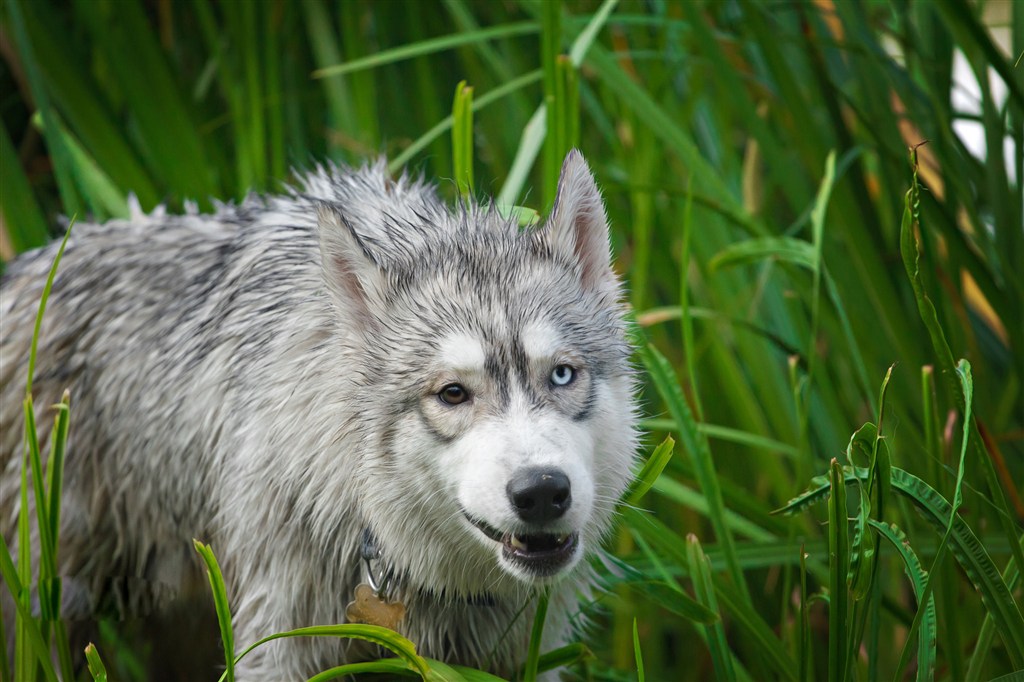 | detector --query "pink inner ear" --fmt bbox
[550,157,614,293]
[324,251,378,330]
[318,205,382,329]
[332,254,369,306]
[572,205,612,292]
